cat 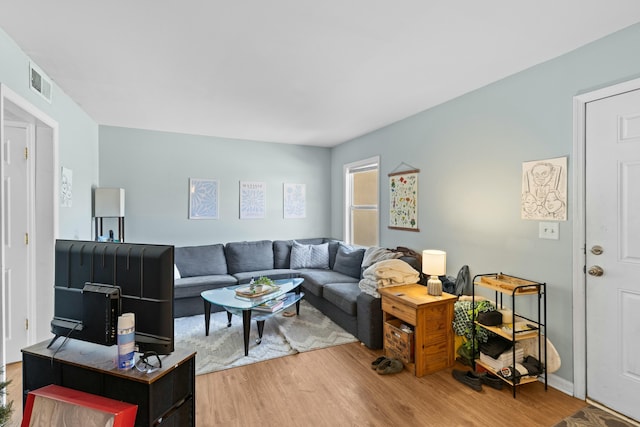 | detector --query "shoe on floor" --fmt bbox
[377,358,403,375]
[452,369,482,391]
[478,372,504,390]
[371,356,387,370]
